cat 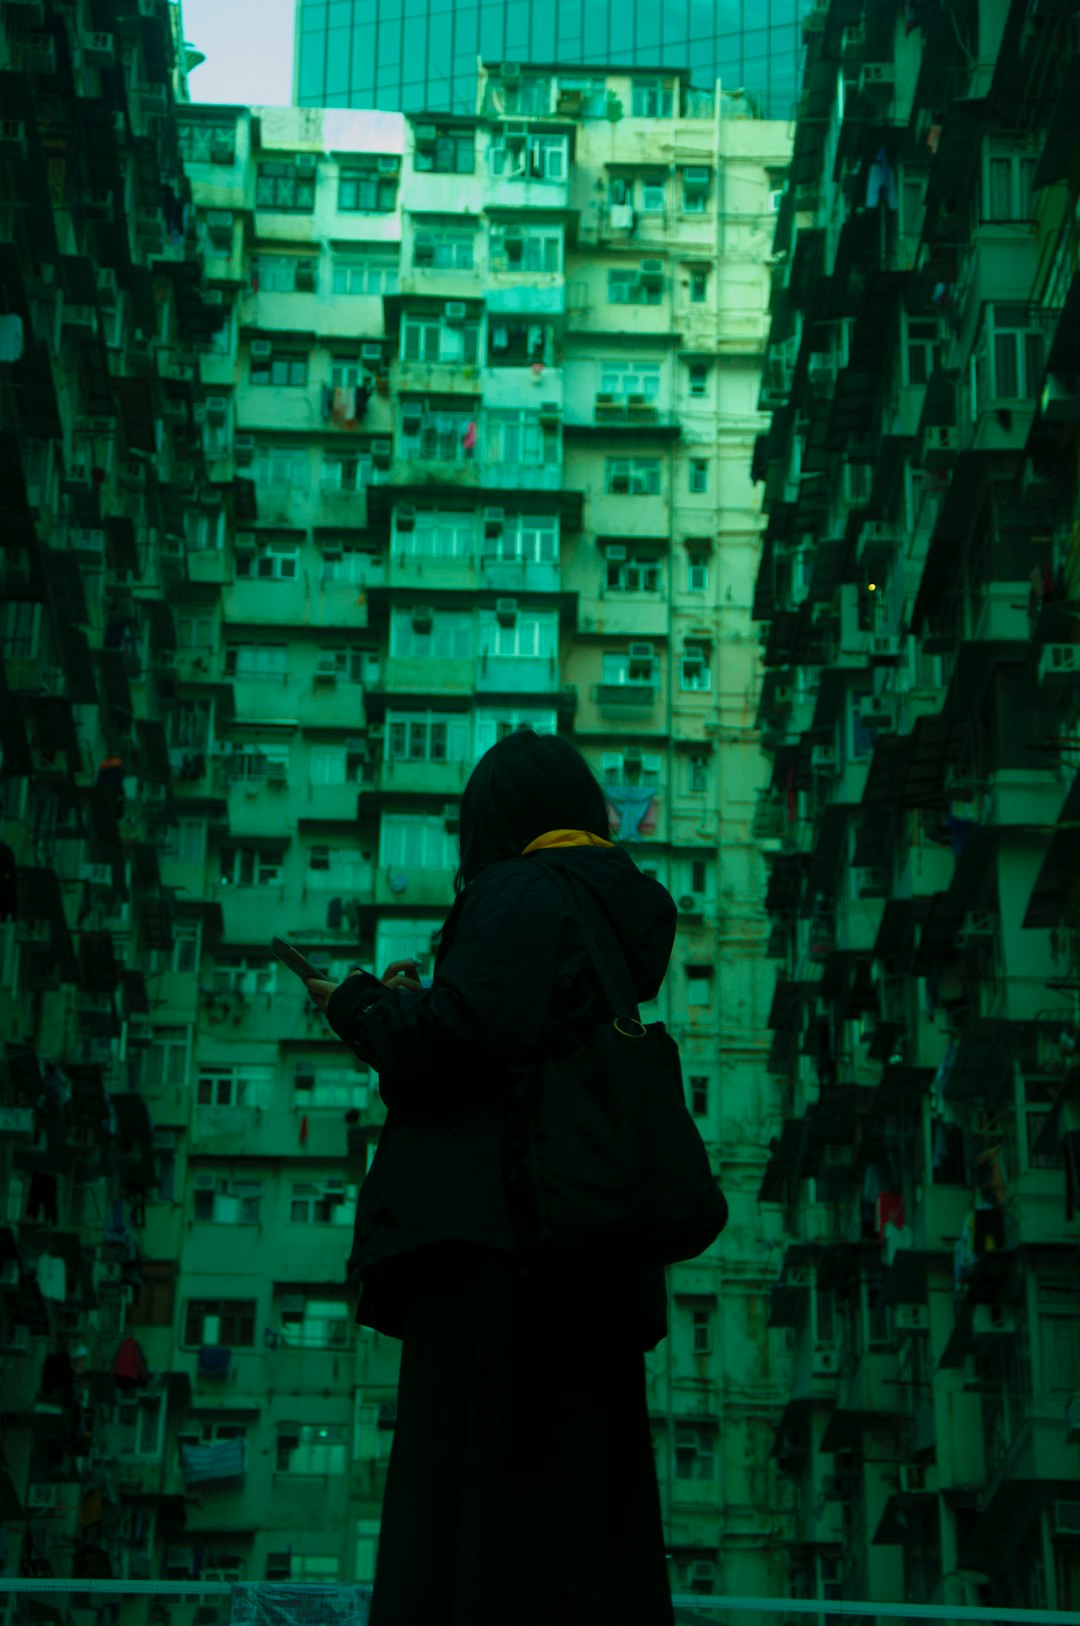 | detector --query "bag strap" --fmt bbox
[526,855,642,1028]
